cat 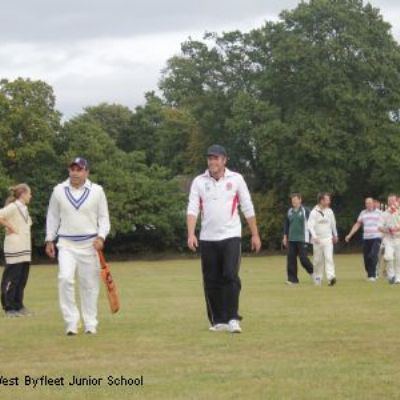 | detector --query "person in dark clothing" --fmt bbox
[282,193,314,285]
